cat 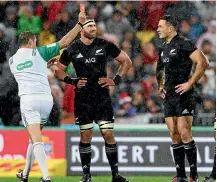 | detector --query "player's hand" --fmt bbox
[158,87,166,99]
[98,77,115,87]
[175,82,192,95]
[77,78,87,88]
